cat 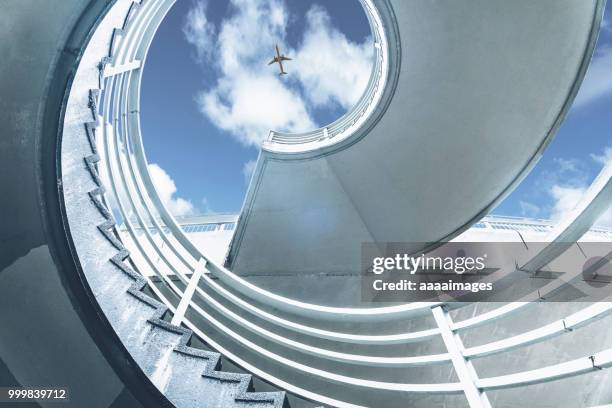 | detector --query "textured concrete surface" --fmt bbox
[0,1,133,406]
[59,1,286,407]
[51,0,612,407]
[229,0,603,282]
